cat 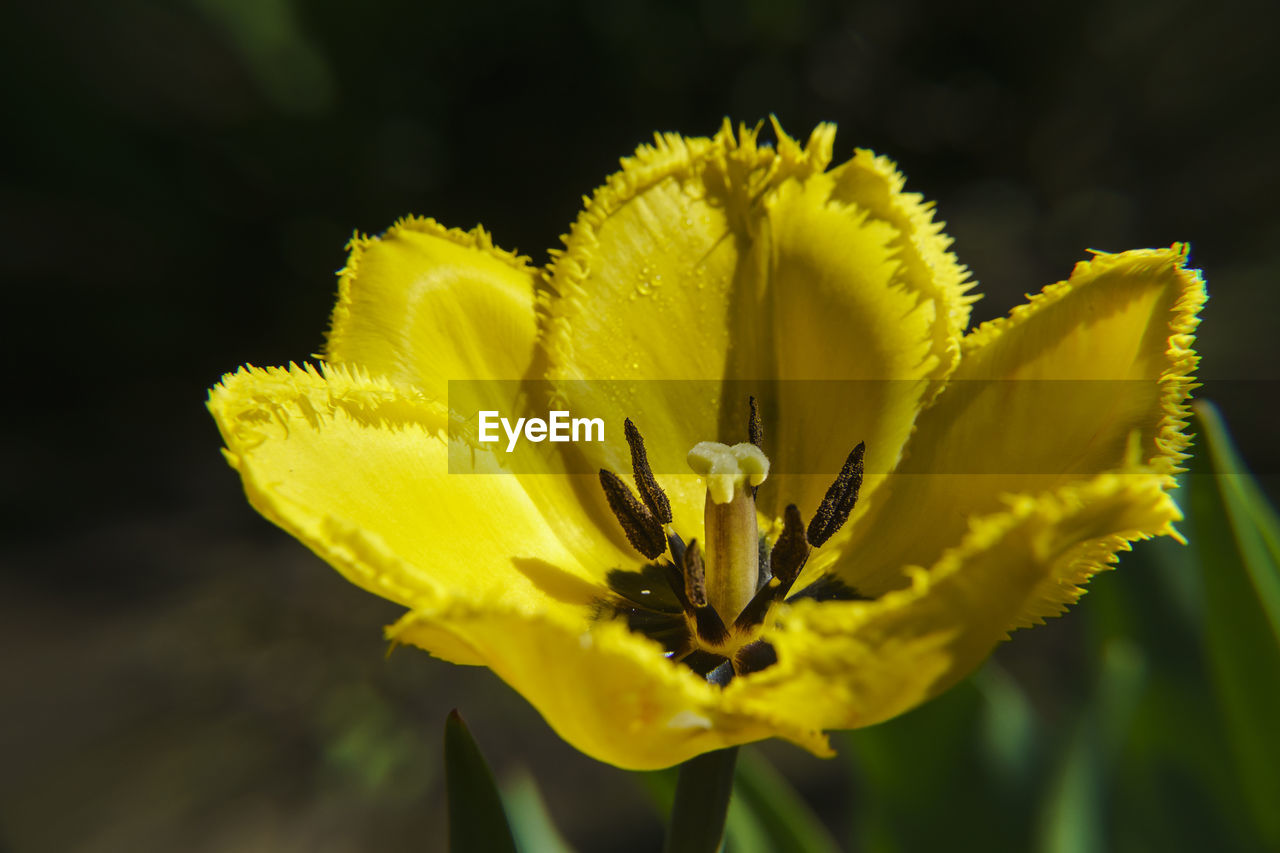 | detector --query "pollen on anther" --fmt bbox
[682,540,708,608]
[599,469,667,559]
[807,442,865,547]
[748,396,764,450]
[625,418,672,524]
[770,504,810,584]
